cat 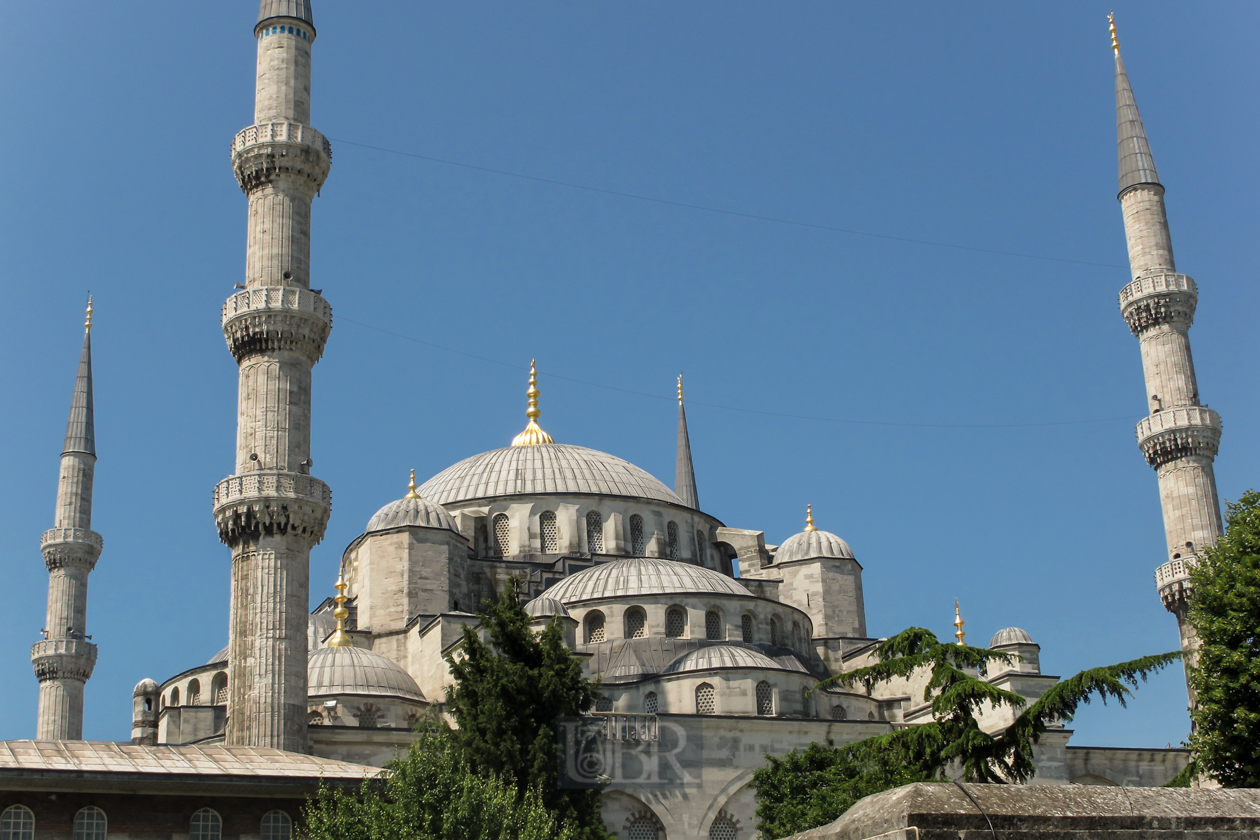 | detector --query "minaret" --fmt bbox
[675,374,699,509]
[1110,14,1222,697]
[213,0,332,752]
[32,300,101,740]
